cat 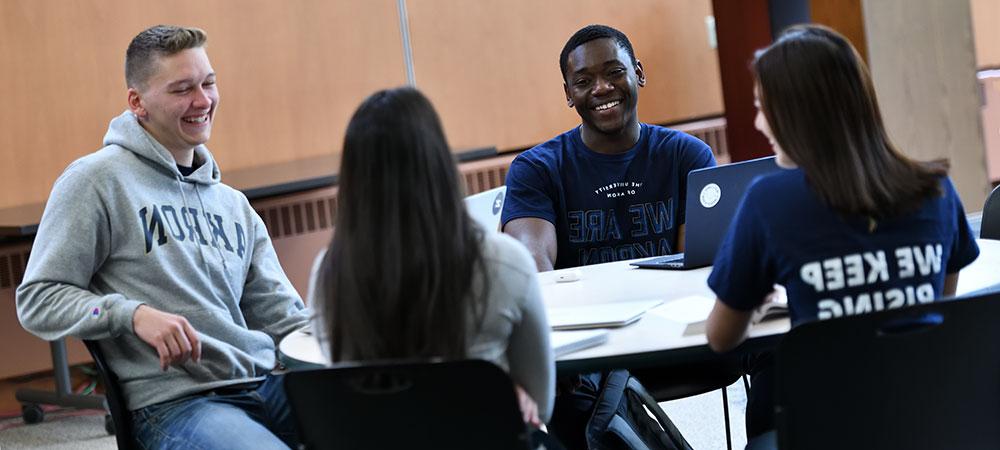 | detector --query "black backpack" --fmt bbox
[584,369,693,450]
